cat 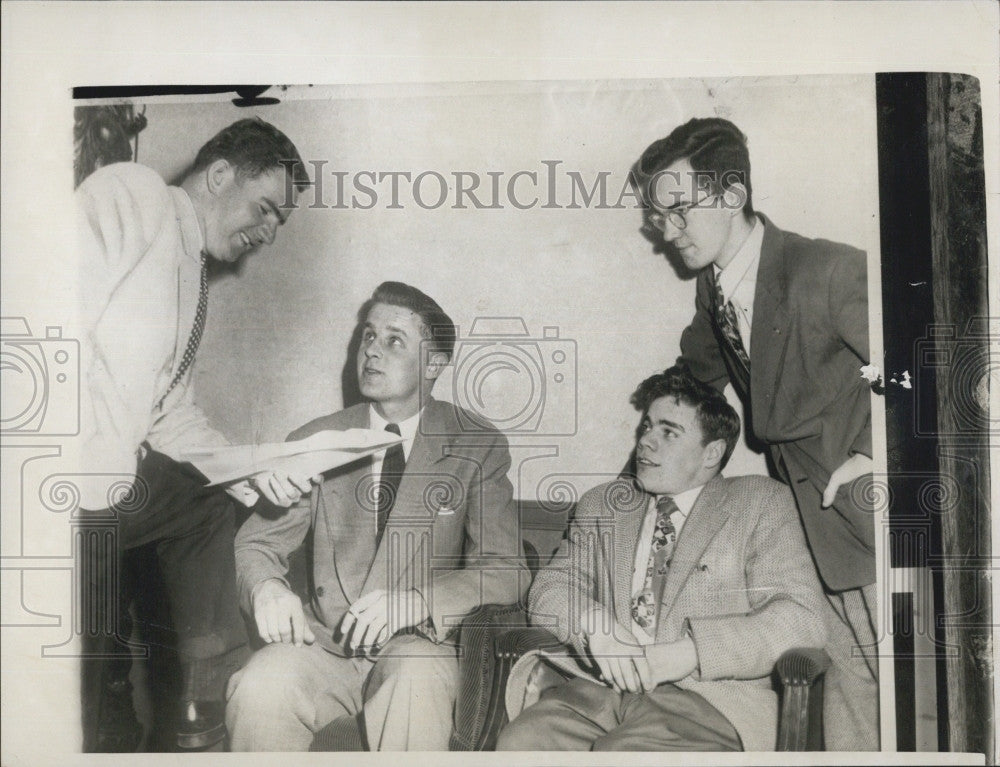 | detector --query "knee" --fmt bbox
[496,713,545,751]
[373,635,458,689]
[226,646,305,723]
